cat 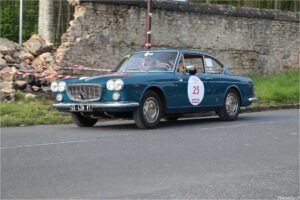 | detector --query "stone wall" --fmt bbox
[56,1,300,75]
[0,35,60,102]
